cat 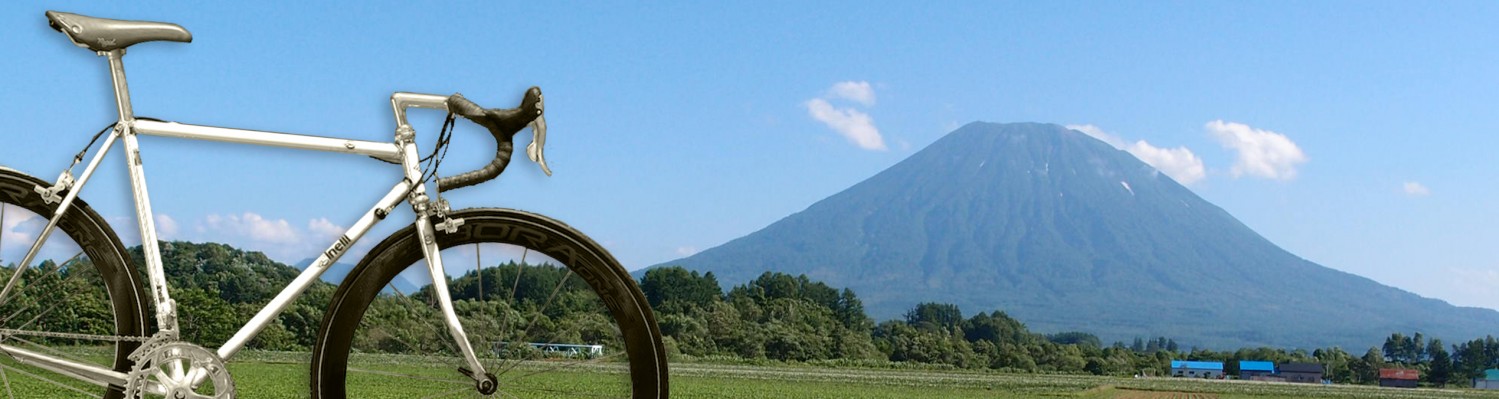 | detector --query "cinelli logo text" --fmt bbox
[324,235,352,260]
